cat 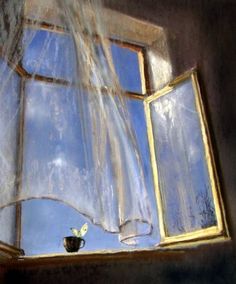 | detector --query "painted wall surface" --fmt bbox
[2,0,236,283]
